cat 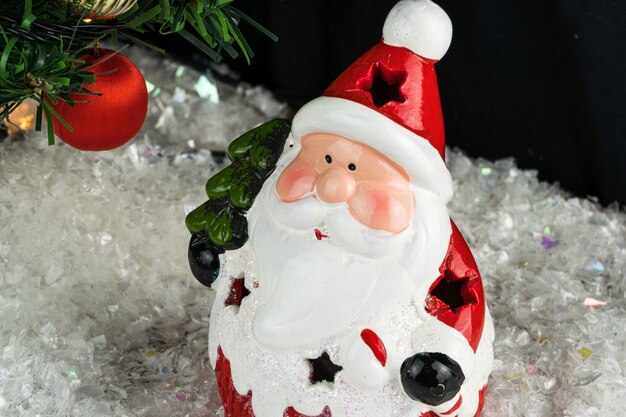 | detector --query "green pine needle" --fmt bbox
[0,0,277,141]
